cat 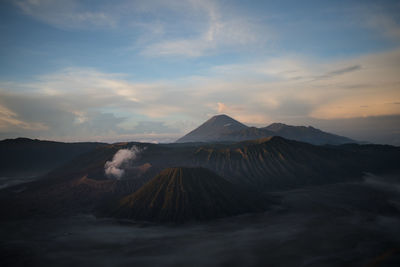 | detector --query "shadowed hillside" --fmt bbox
[0,138,105,177]
[0,137,399,220]
[192,136,360,190]
[263,123,354,145]
[114,167,267,223]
